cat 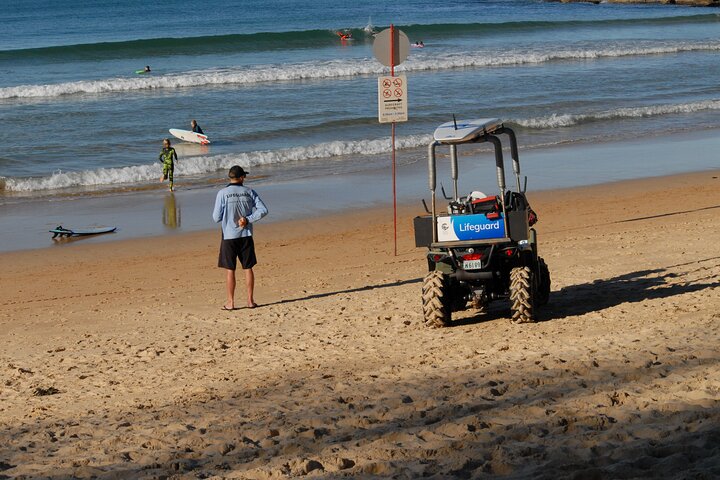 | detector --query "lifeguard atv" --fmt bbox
[414,118,550,326]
